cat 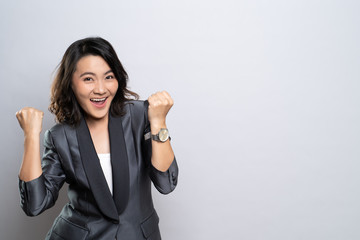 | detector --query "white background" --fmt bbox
[1,0,359,239]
